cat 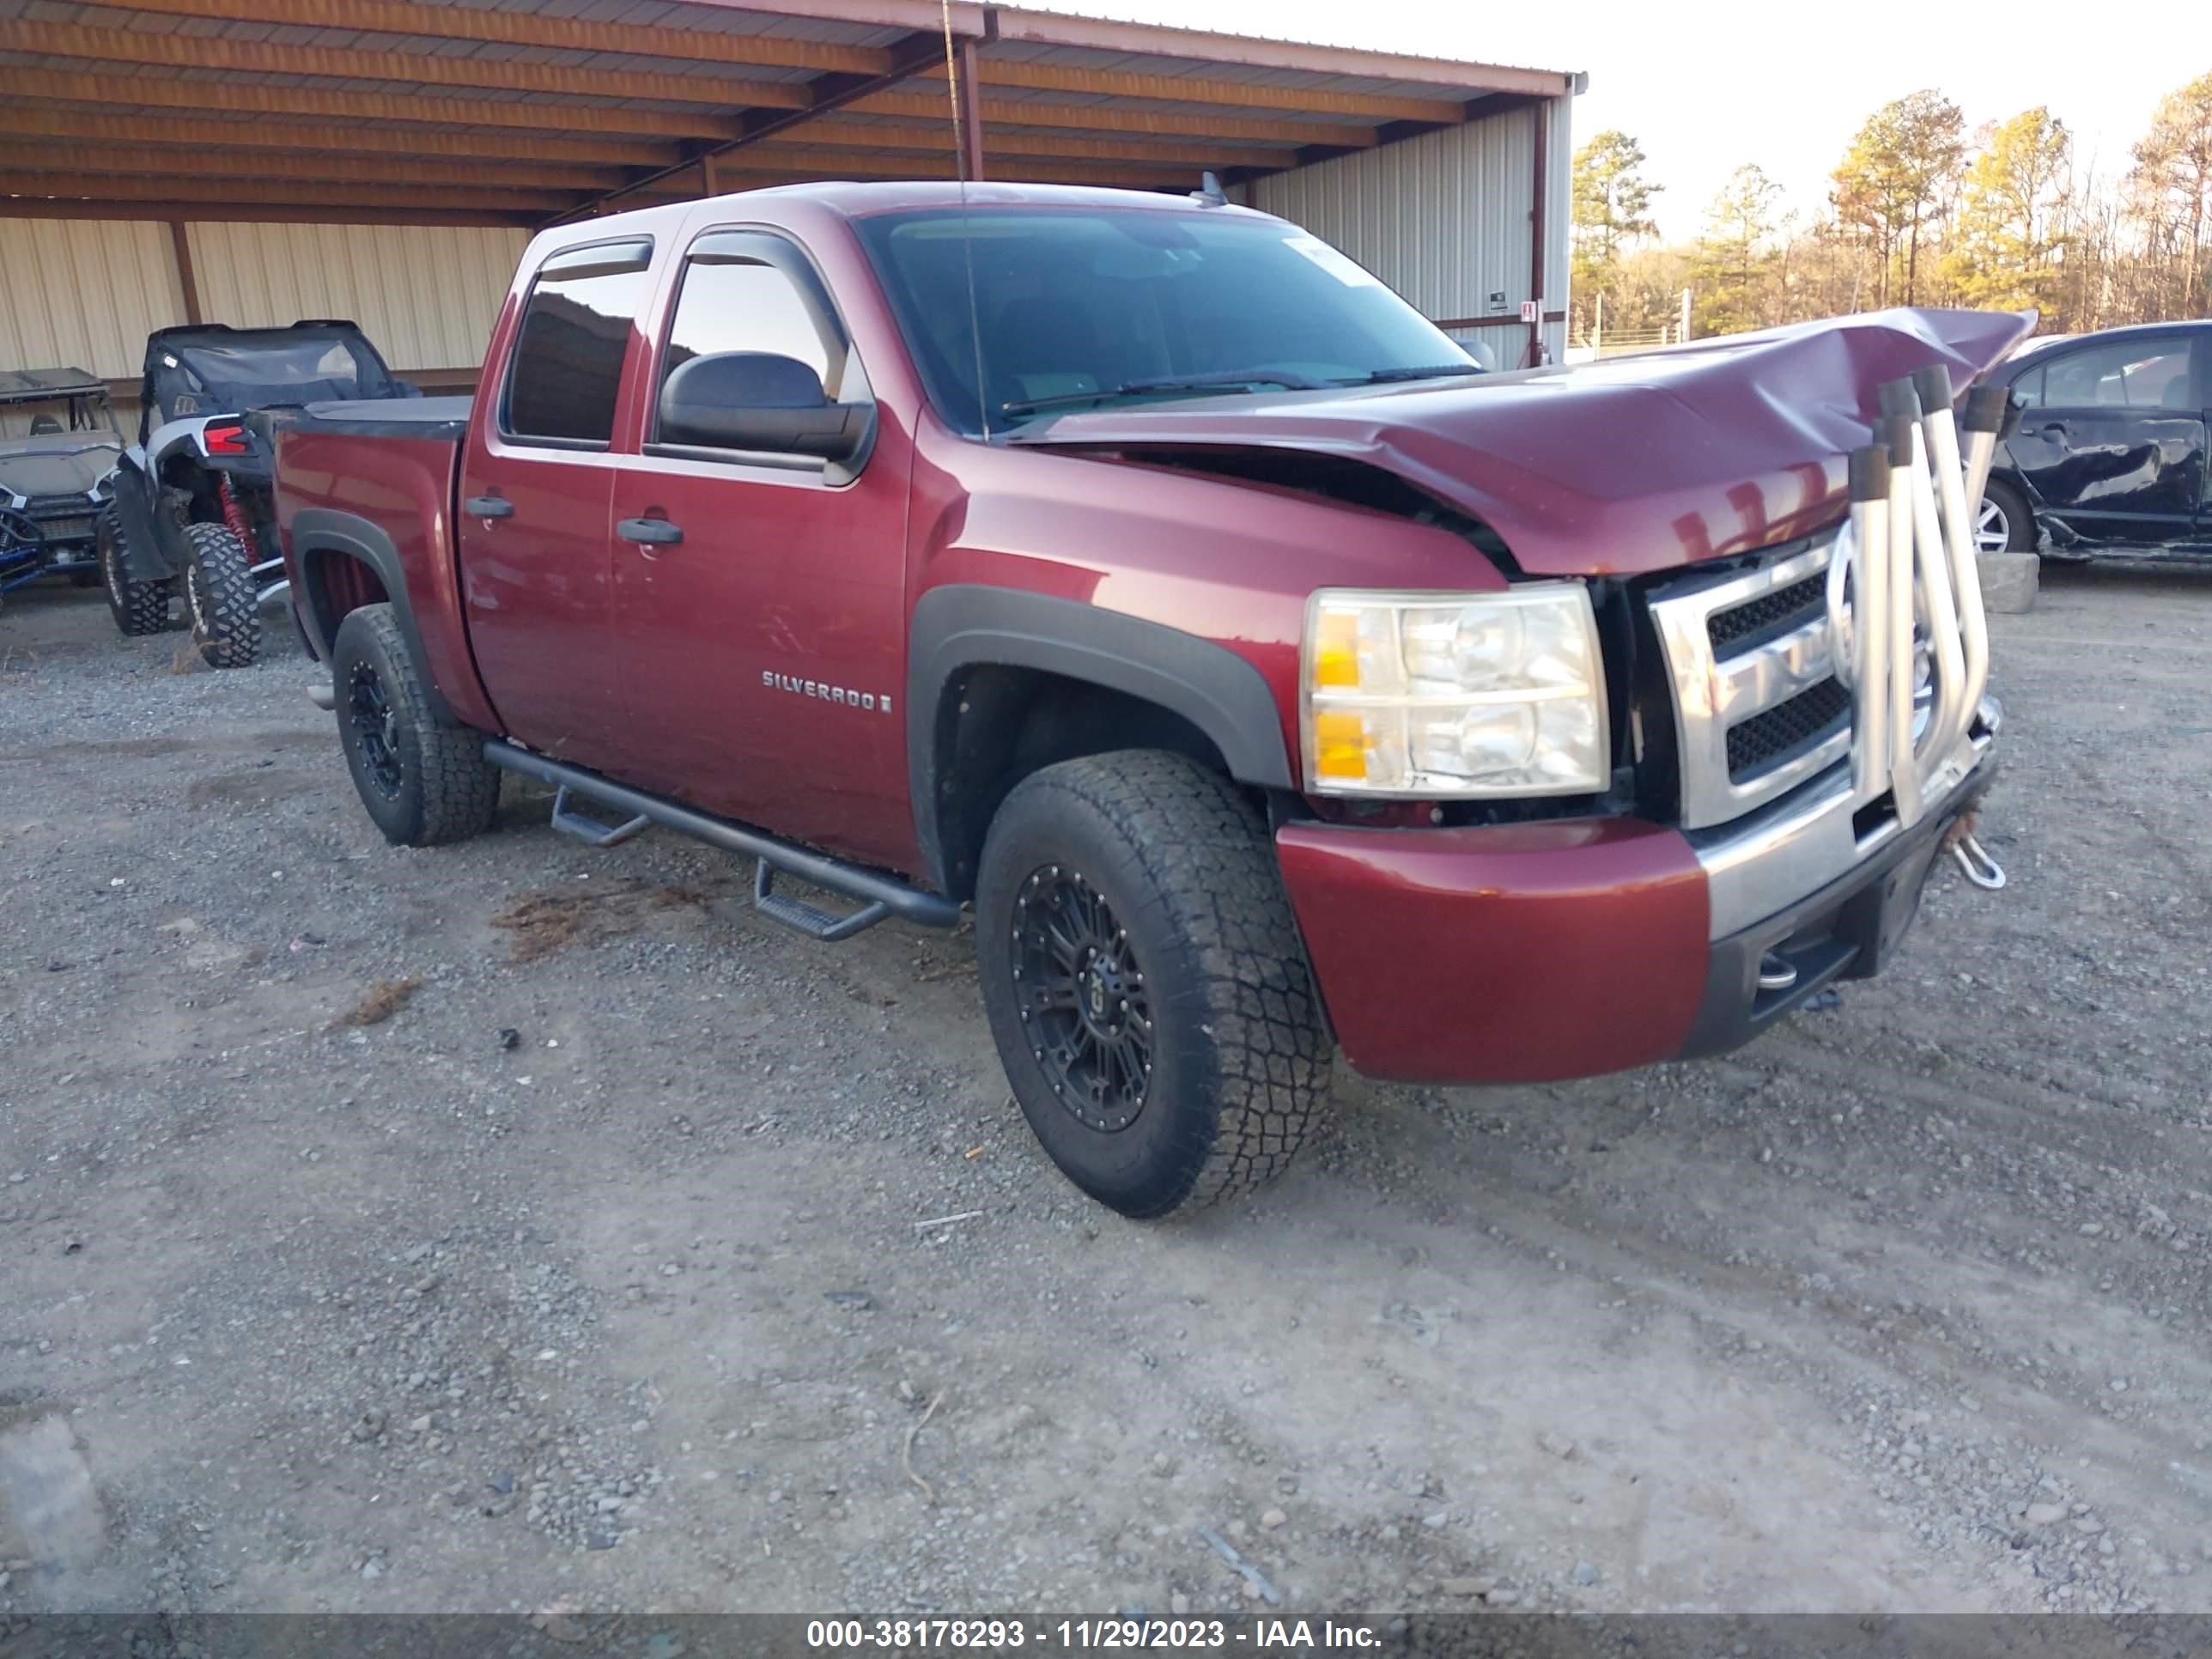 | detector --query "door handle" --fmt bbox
[464,495,514,519]
[617,517,684,547]
[2031,421,2069,436]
